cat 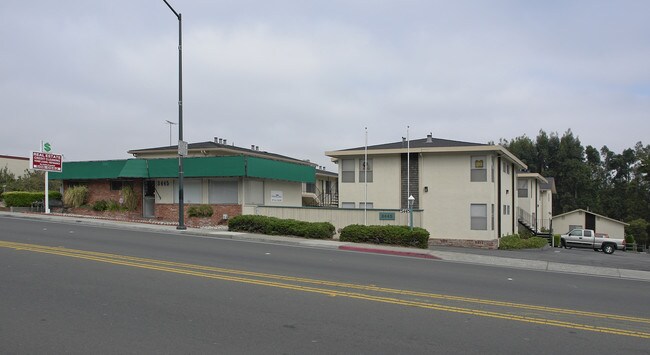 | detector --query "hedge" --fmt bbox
[498,234,549,250]
[3,191,63,207]
[228,215,335,239]
[188,205,214,218]
[339,224,430,249]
